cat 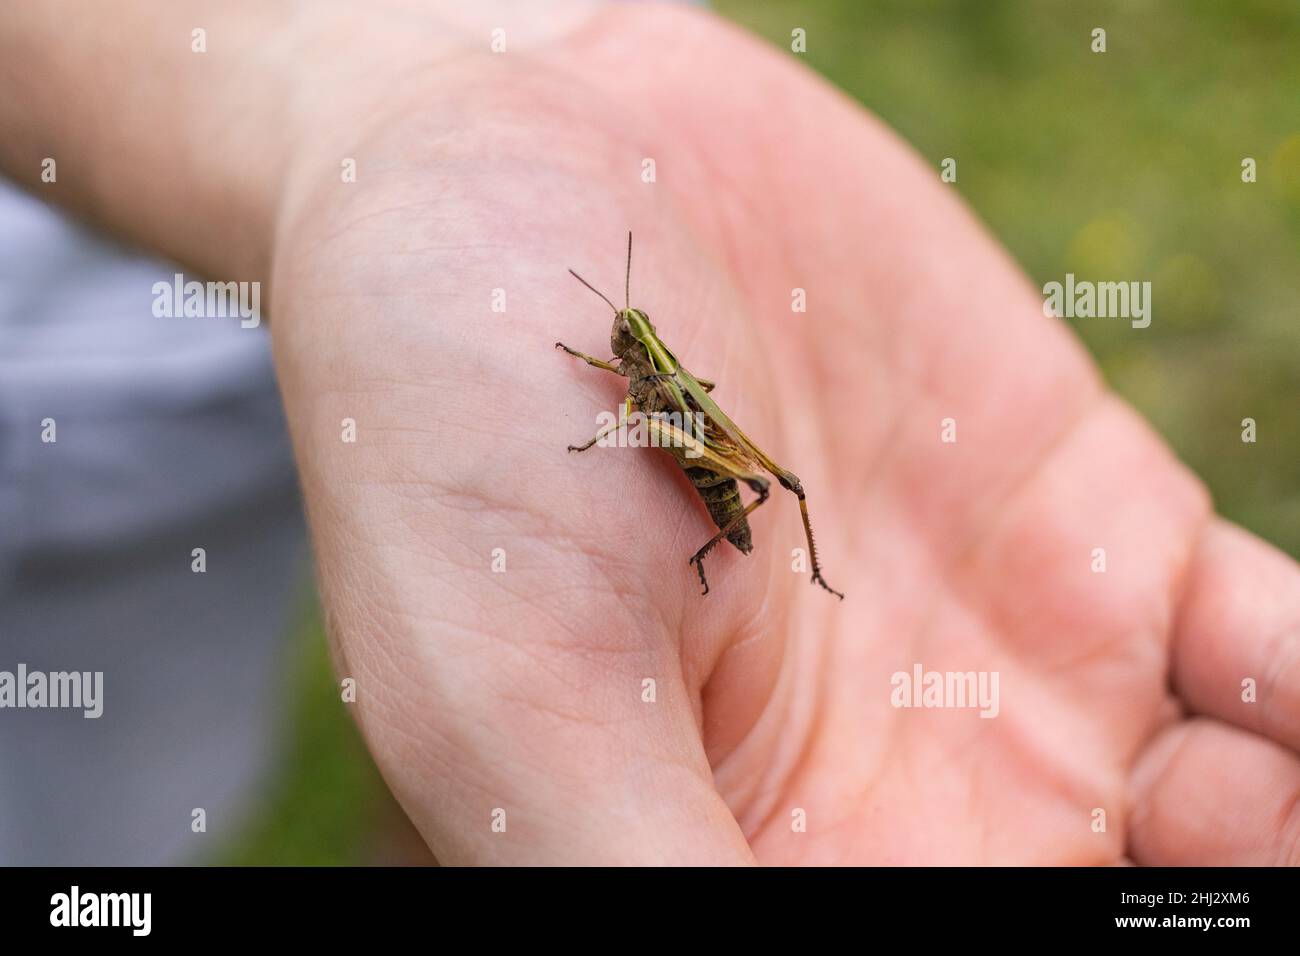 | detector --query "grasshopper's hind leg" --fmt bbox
[776,473,844,600]
[729,434,845,600]
[689,480,770,596]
